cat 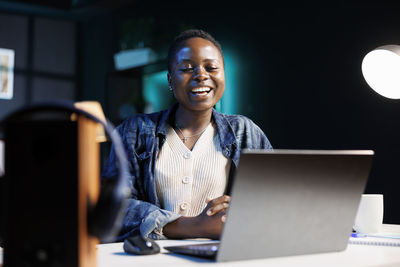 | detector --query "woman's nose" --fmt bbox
[193,66,209,81]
